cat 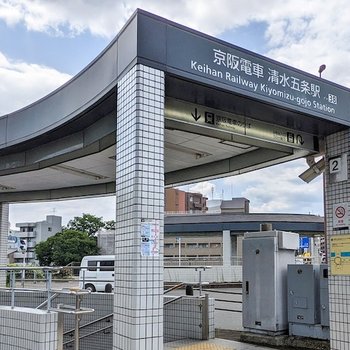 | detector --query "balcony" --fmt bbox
[26,241,35,248]
[13,251,26,259]
[21,232,36,238]
[13,251,35,260]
